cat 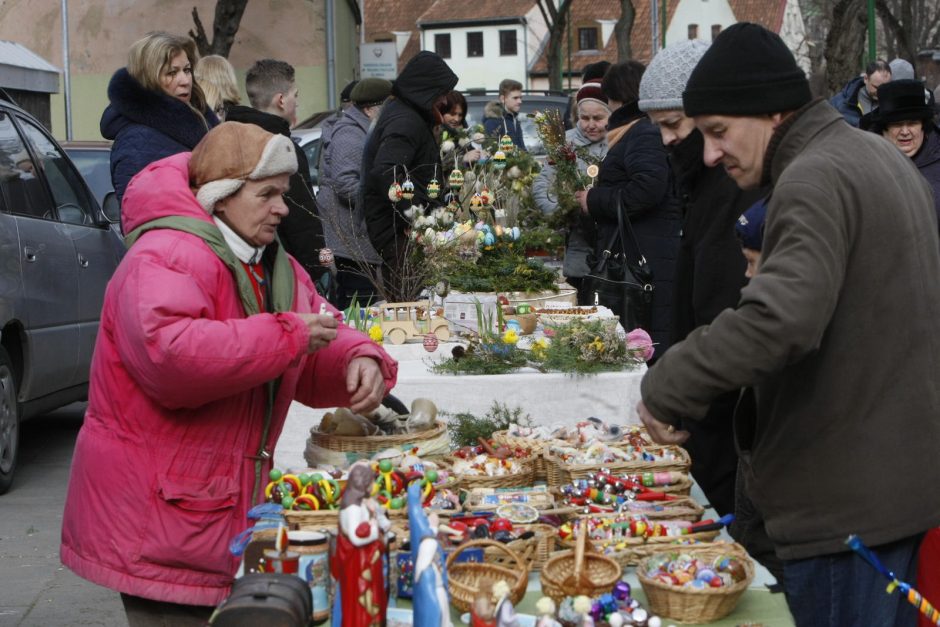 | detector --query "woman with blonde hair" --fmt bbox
[195,54,241,121]
[101,31,218,204]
